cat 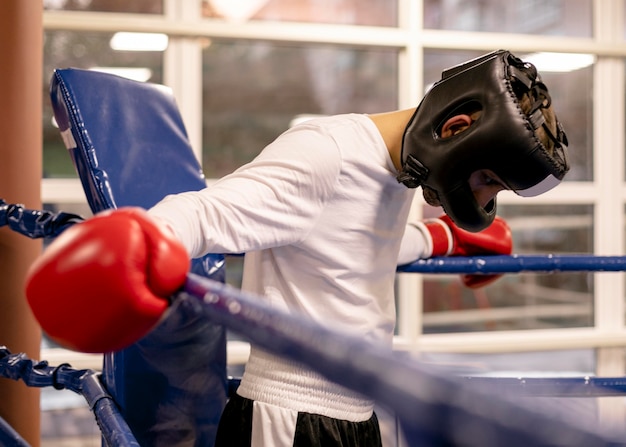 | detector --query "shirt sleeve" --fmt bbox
[148,124,342,258]
[396,223,431,265]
